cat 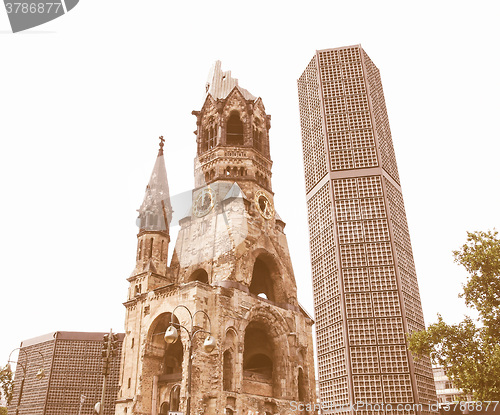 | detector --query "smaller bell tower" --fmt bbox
[130,137,173,296]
